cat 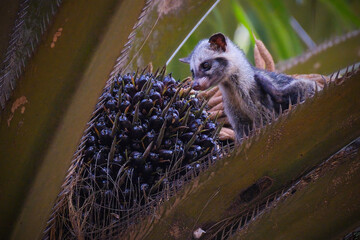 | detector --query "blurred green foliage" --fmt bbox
[167,0,360,79]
